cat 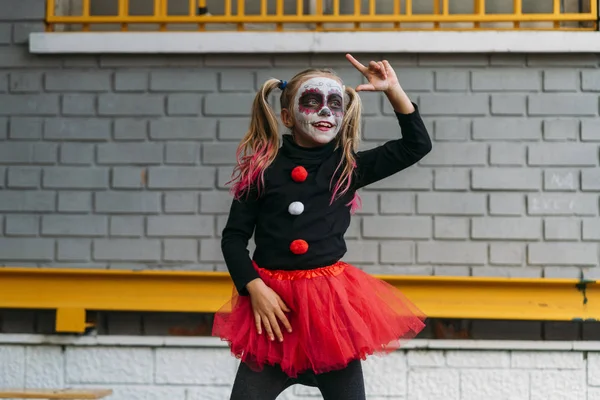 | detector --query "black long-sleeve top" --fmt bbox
[221,103,432,295]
